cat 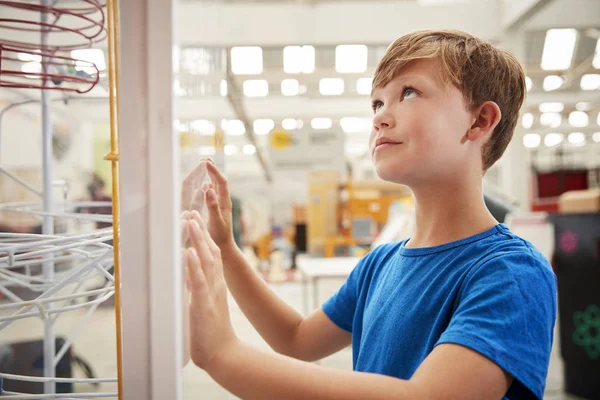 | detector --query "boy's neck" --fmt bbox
[405,177,498,249]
